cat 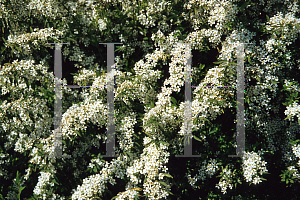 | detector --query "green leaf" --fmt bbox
[125,150,133,159]
[134,194,139,200]
[284,115,293,121]
[149,101,155,108]
[171,96,177,105]
[193,135,202,142]
[125,93,135,99]
[247,56,253,65]
[145,140,155,148]
[199,63,205,70]
[132,133,139,139]
[164,189,174,195]
[67,37,77,43]
[289,139,300,146]
[256,75,261,83]
[52,178,59,185]
[267,86,273,90]
[240,2,249,9]
[158,141,169,146]
[158,181,170,188]
[16,46,22,52]
[162,173,173,179]
[208,128,219,135]
[273,63,283,68]
[213,60,228,64]
[72,128,82,137]
[30,26,33,33]
[143,193,150,198]
[1,46,6,54]
[194,116,212,125]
